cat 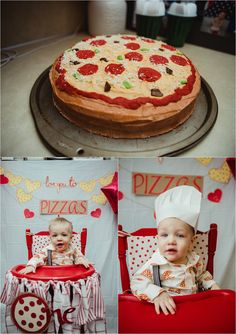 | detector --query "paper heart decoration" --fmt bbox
[16,189,33,203]
[101,172,118,214]
[0,174,9,184]
[118,191,124,200]
[79,180,96,192]
[91,208,101,218]
[207,189,222,203]
[6,171,22,186]
[196,157,213,166]
[25,179,41,192]
[99,174,114,186]
[24,209,35,218]
[208,161,231,184]
[91,193,107,205]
